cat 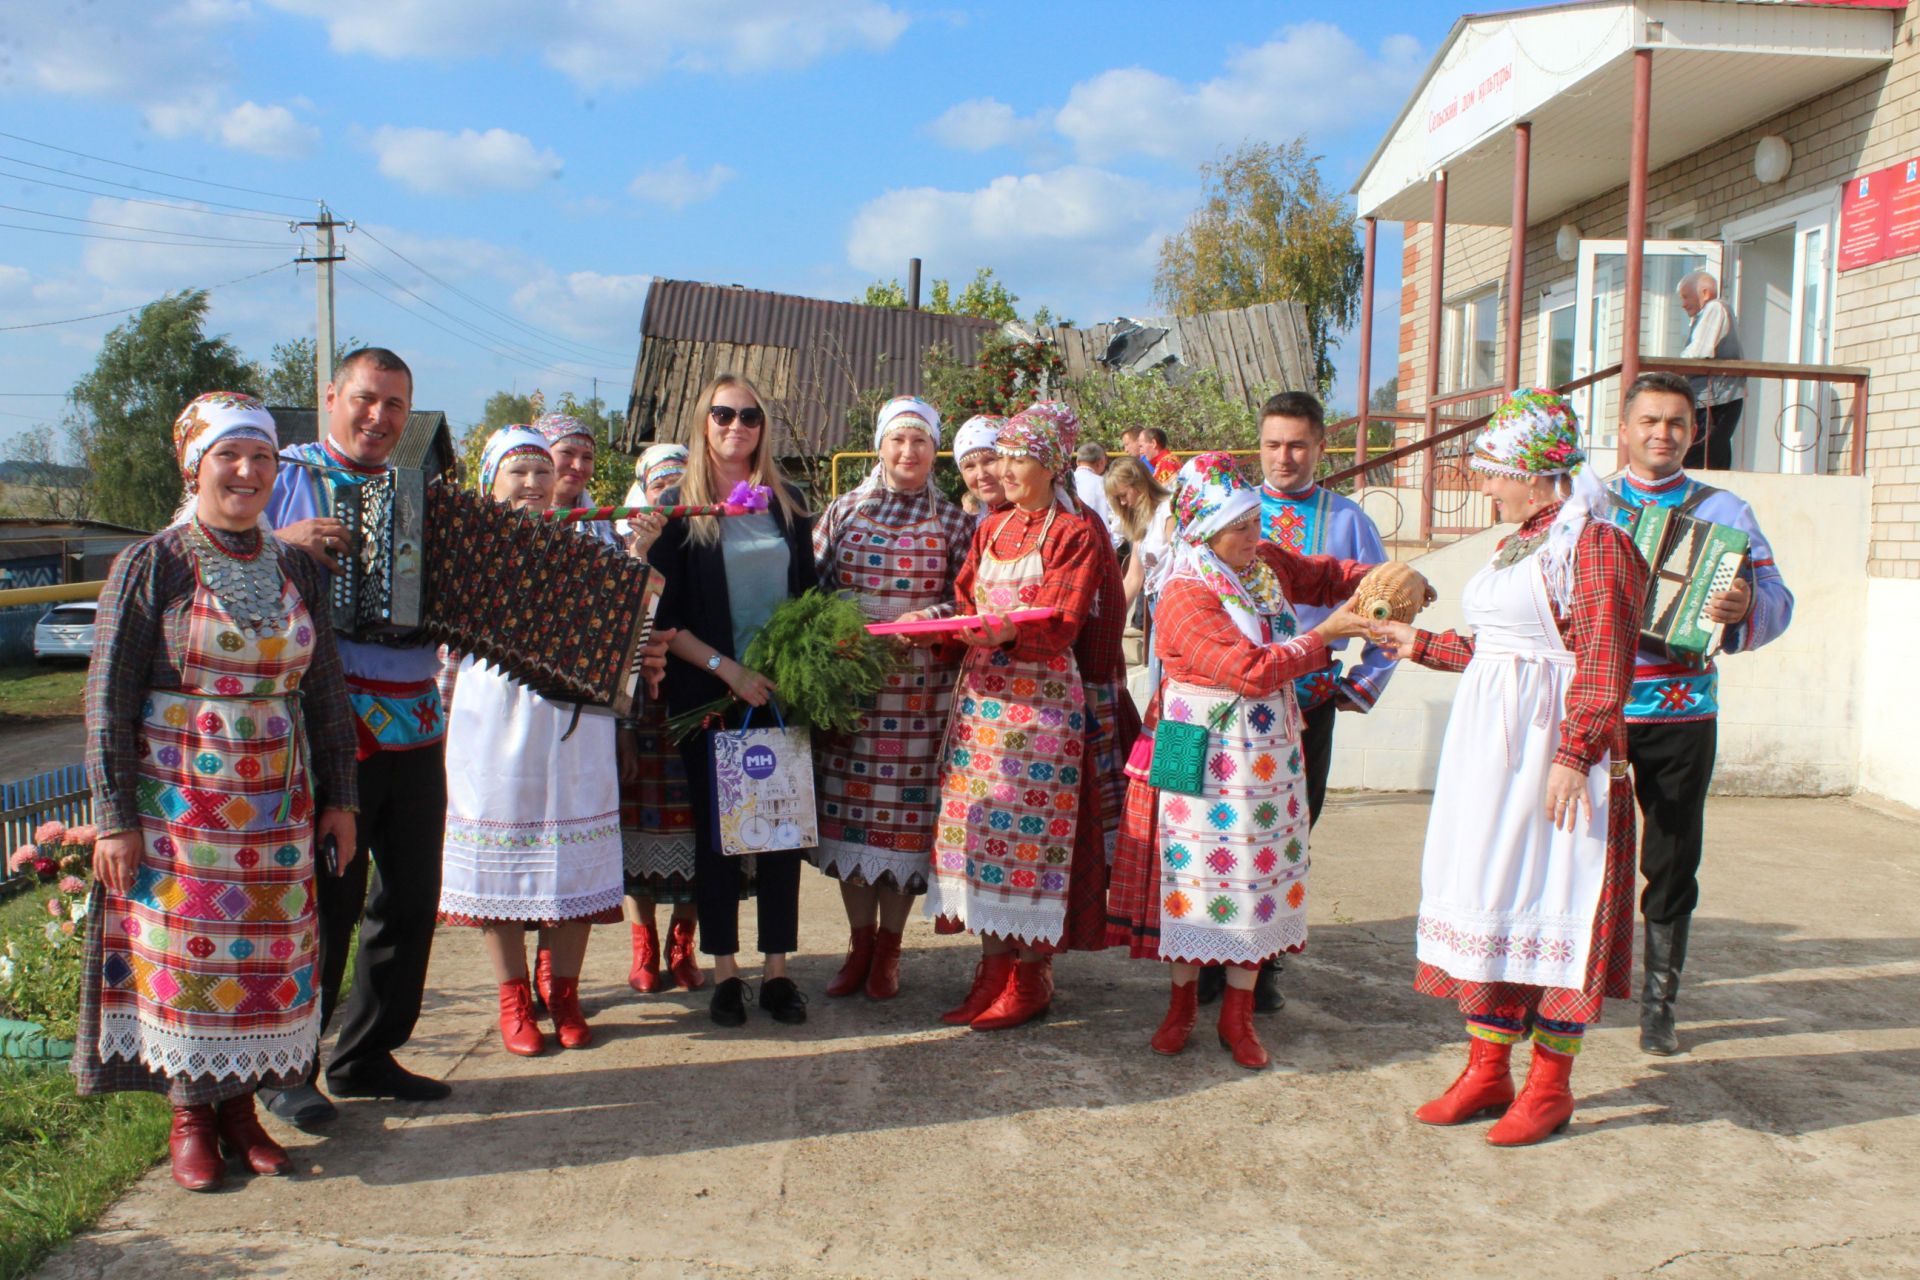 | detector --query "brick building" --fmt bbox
[1338,0,1920,808]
